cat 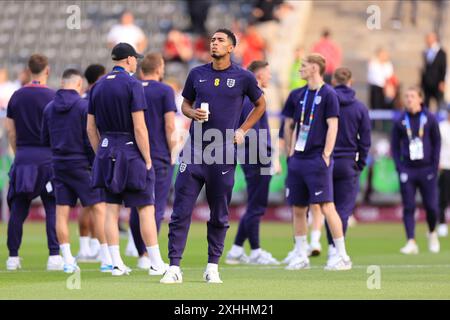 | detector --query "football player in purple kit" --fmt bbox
[5,54,63,271]
[392,86,441,254]
[87,43,167,276]
[283,53,352,271]
[160,29,266,284]
[324,68,371,267]
[225,60,280,265]
[41,69,113,273]
[128,53,178,270]
[76,64,106,262]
